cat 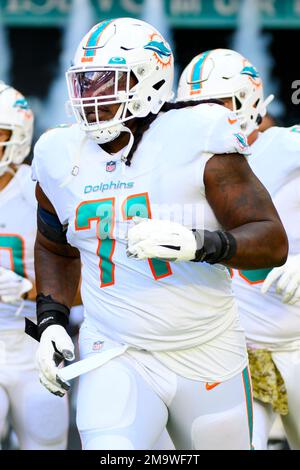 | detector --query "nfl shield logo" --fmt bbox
[92,341,104,351]
[106,161,116,172]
